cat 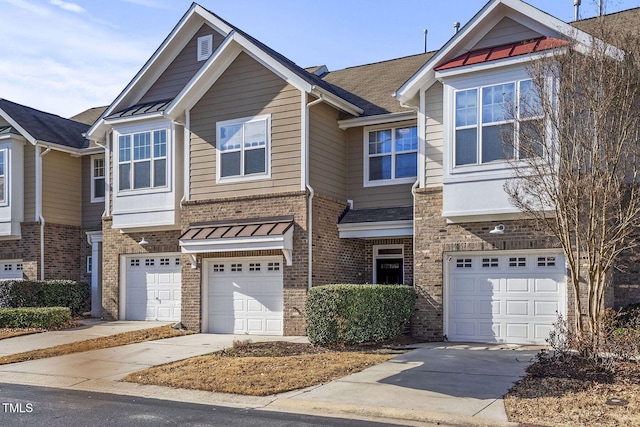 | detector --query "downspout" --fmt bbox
[303,92,324,290]
[35,144,52,280]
